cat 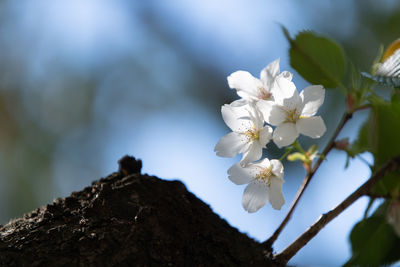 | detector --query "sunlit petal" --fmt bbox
[300,85,325,117]
[257,100,286,126]
[272,76,300,108]
[270,159,284,179]
[221,104,252,132]
[259,126,273,147]
[273,122,298,148]
[227,71,263,100]
[260,58,280,87]
[242,181,268,213]
[214,132,247,157]
[268,178,285,210]
[240,141,263,166]
[227,163,257,185]
[296,116,326,138]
